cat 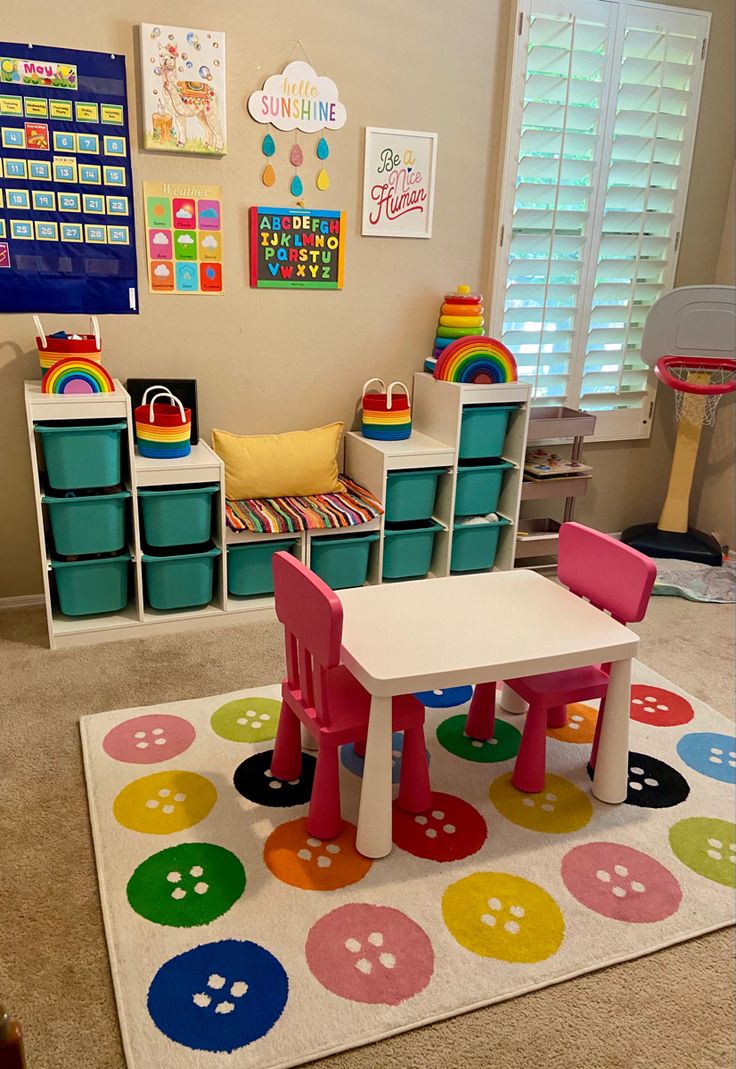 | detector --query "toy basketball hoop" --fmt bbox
[655,355,736,427]
[622,285,736,566]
